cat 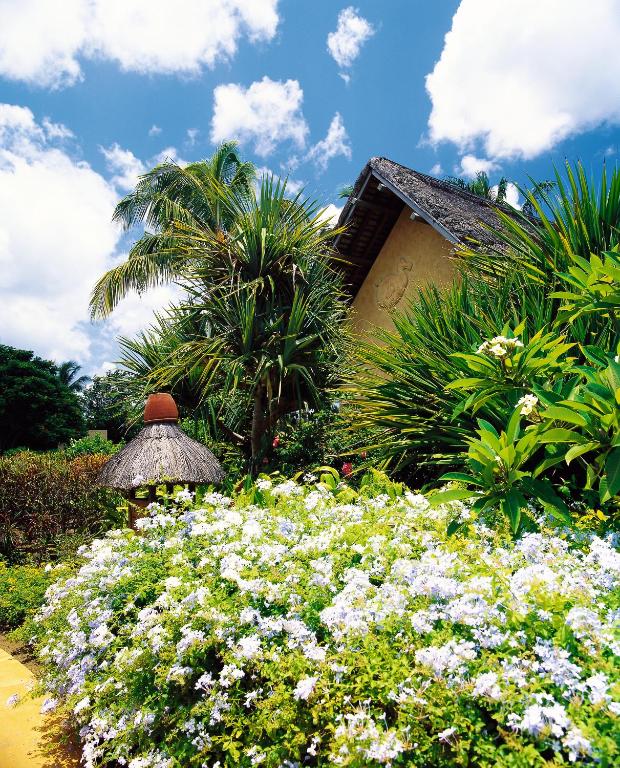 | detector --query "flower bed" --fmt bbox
[34,476,619,767]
